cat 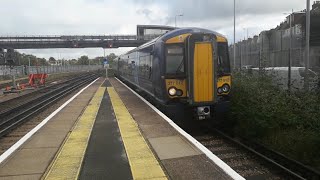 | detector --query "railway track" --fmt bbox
[0,72,92,110]
[0,73,99,138]
[192,127,320,180]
